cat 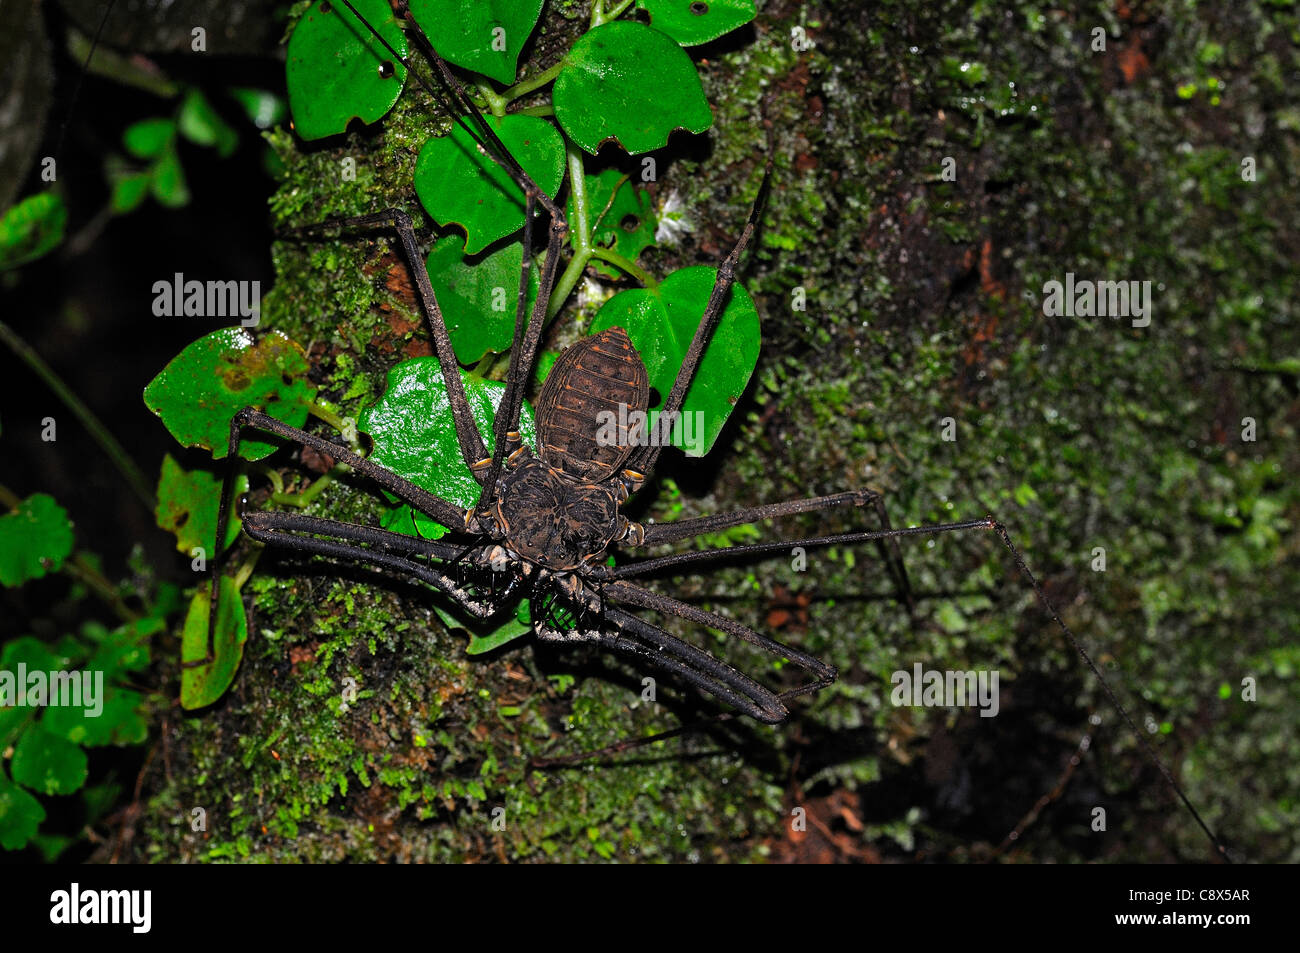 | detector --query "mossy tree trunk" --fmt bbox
[140,0,1299,863]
